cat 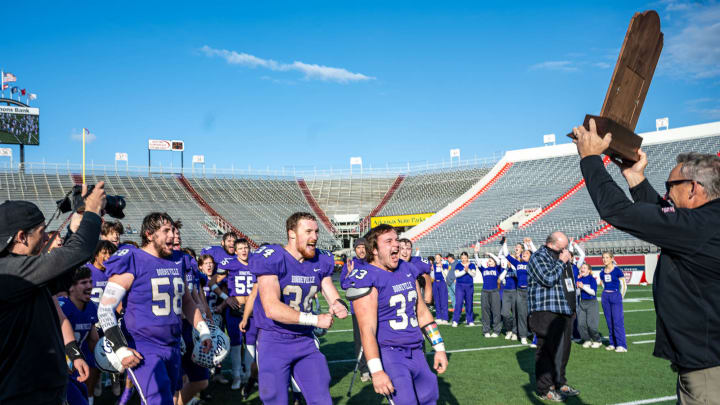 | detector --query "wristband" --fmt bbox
[298,312,318,326]
[196,320,212,342]
[105,325,129,353]
[65,341,84,362]
[334,299,349,311]
[220,292,229,300]
[367,358,383,374]
[422,322,445,352]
